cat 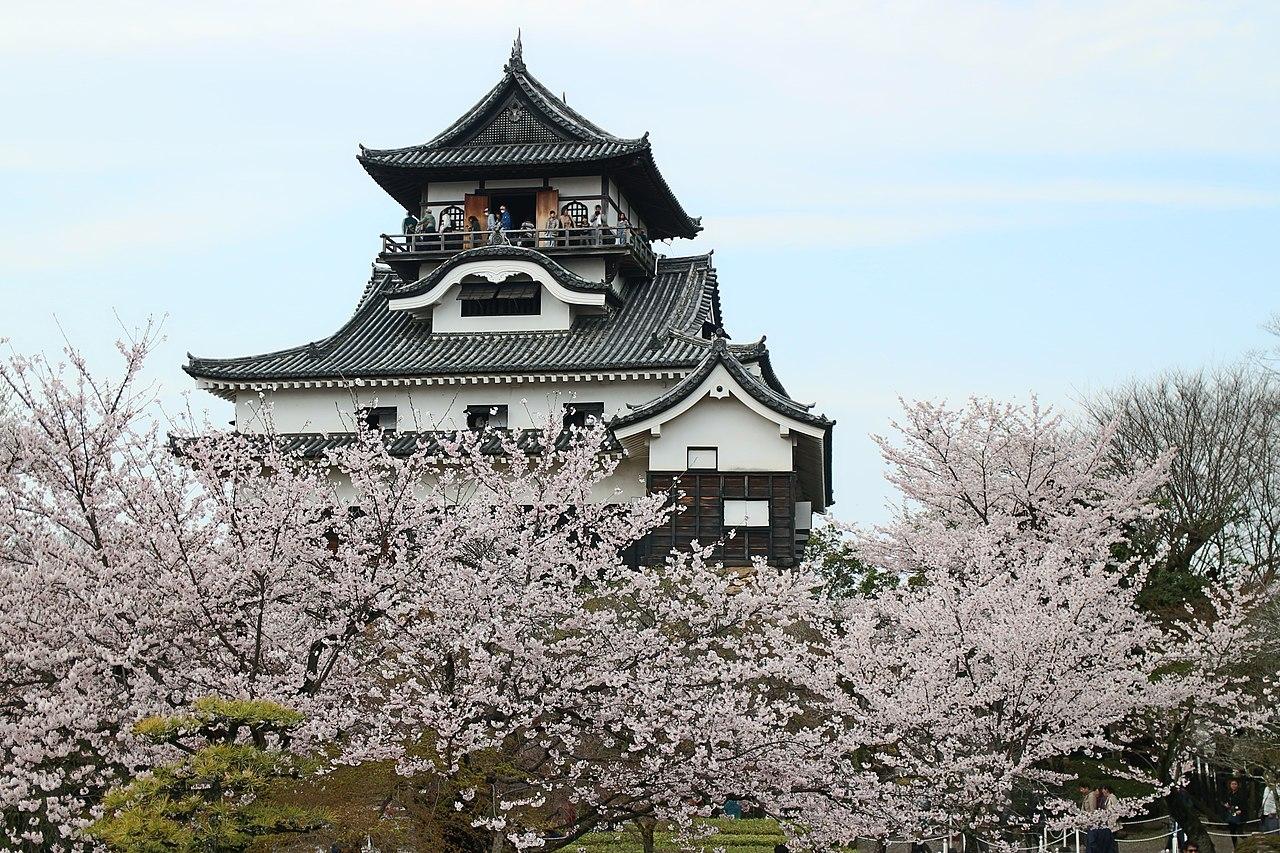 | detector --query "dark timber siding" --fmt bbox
[641,472,796,567]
